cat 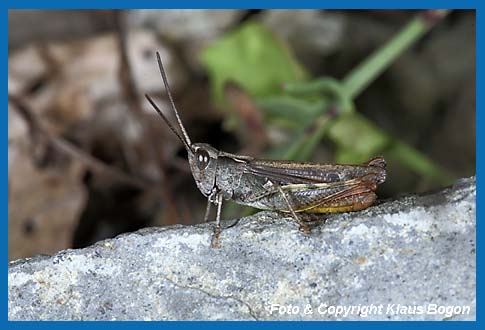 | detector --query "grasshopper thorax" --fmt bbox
[187,143,220,197]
